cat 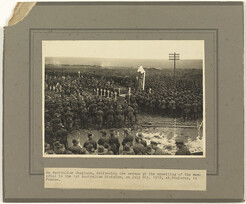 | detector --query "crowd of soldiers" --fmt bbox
[132,74,203,121]
[45,129,191,155]
[45,70,202,154]
[45,73,139,150]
